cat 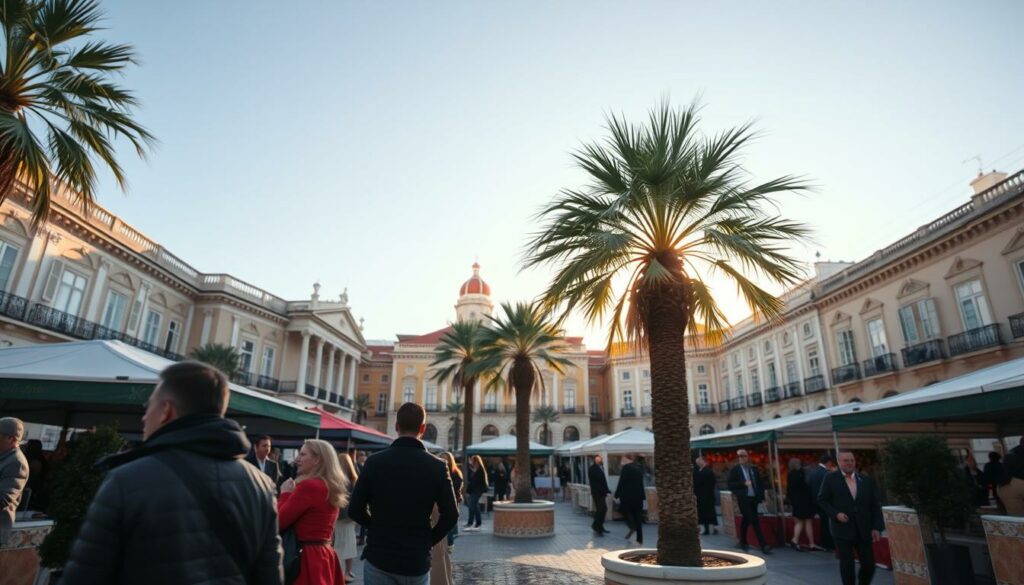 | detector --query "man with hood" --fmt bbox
[61,361,283,585]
